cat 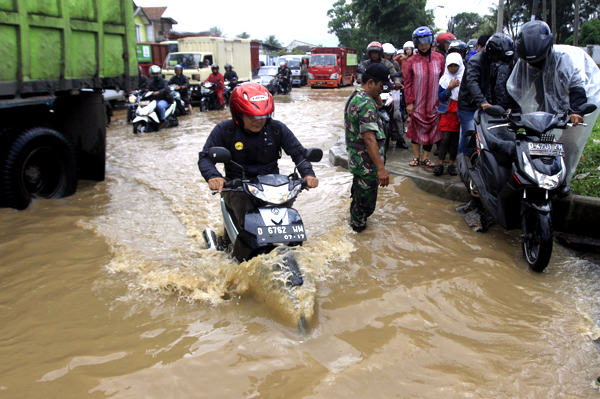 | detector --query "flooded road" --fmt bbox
[2,86,600,398]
